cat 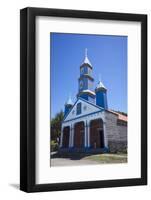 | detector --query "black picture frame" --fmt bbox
[20,7,147,192]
